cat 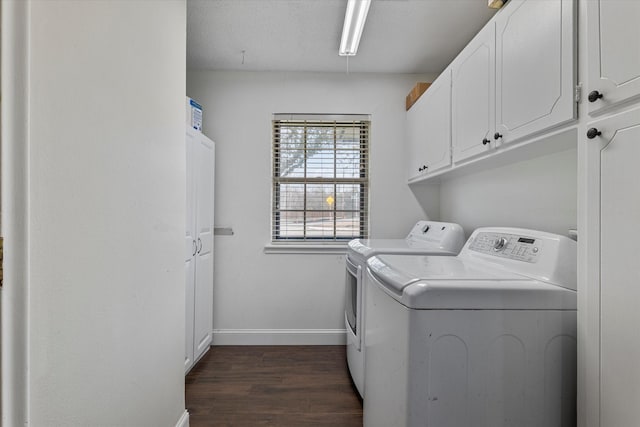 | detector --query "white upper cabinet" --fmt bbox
[407,0,576,182]
[406,70,452,181]
[452,24,496,163]
[406,97,427,180]
[495,0,575,145]
[587,0,640,116]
